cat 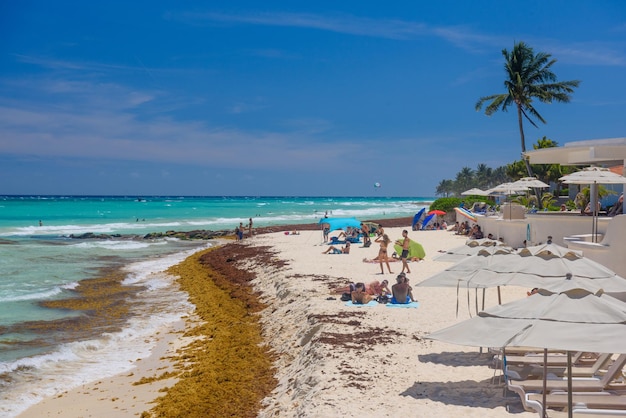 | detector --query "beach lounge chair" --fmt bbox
[493,346,567,355]
[547,408,626,417]
[507,354,626,401]
[525,391,626,416]
[502,351,588,367]
[506,353,614,380]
